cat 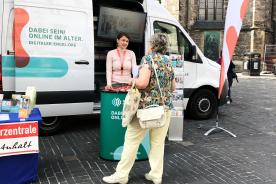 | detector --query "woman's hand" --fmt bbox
[105,85,112,90]
[172,78,176,91]
[128,78,135,86]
